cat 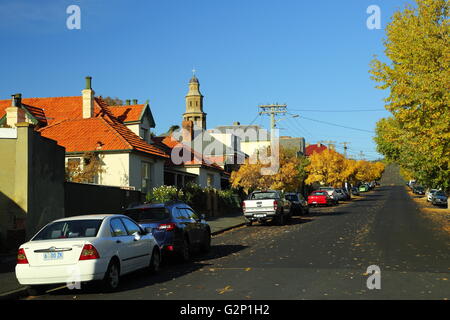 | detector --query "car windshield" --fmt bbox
[435,191,446,196]
[125,207,170,222]
[250,192,279,200]
[32,219,102,241]
[285,194,299,201]
[312,191,327,196]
